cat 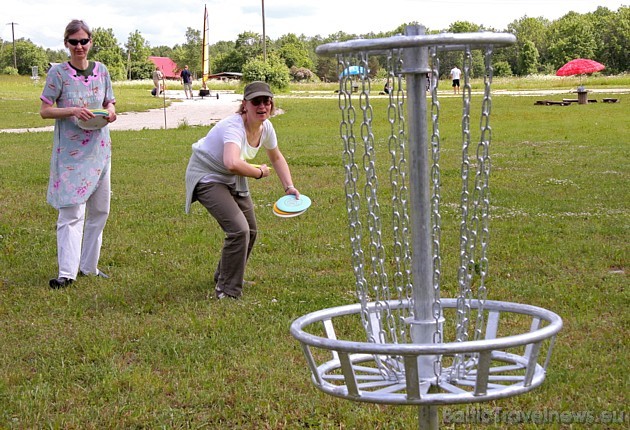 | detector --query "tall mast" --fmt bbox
[202,4,211,85]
